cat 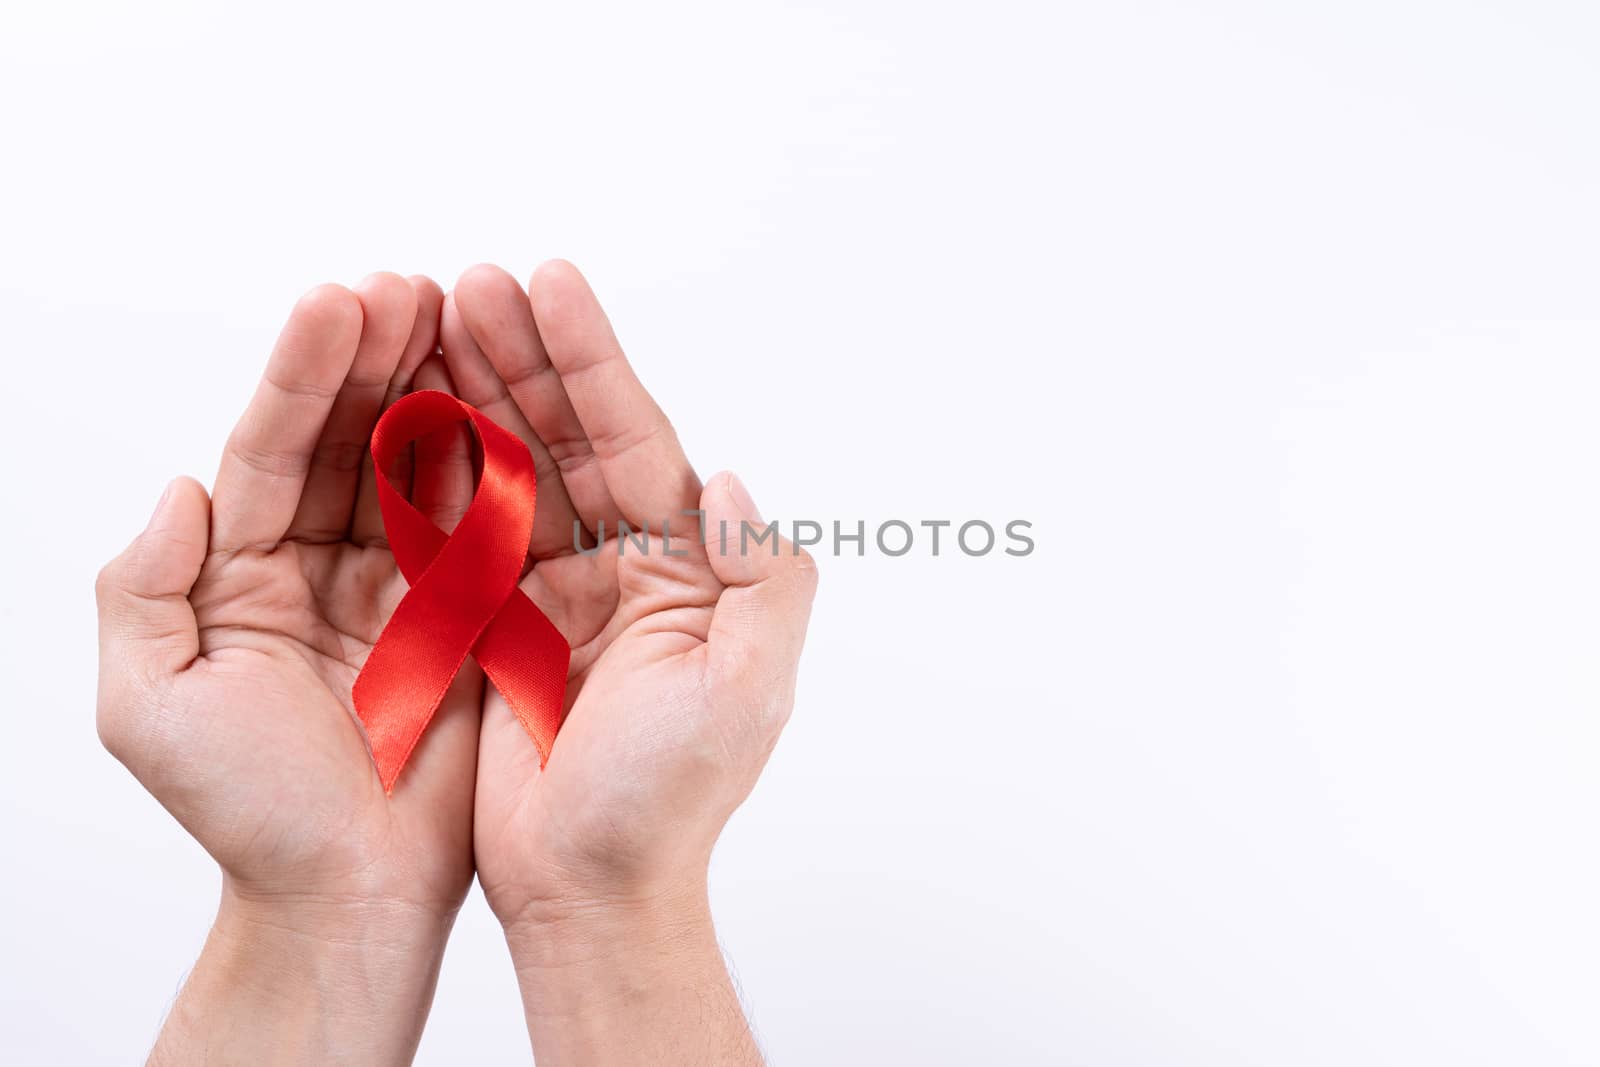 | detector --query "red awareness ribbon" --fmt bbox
[353,389,570,792]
